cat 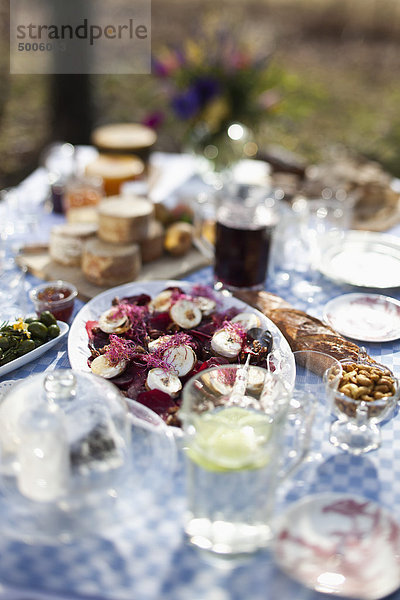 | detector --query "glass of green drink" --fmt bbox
[179,364,315,558]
